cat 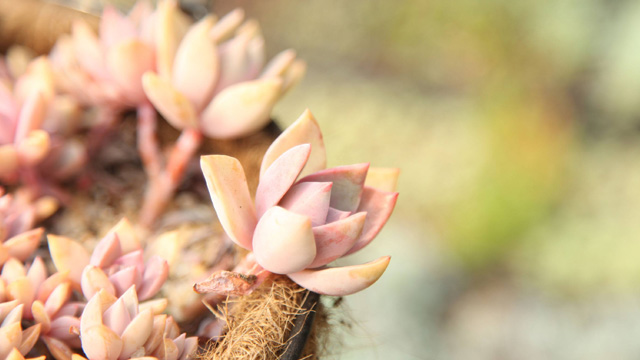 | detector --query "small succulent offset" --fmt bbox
[0,58,53,185]
[0,218,192,359]
[1,54,86,202]
[0,301,41,359]
[47,218,169,301]
[198,110,398,296]
[76,287,196,360]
